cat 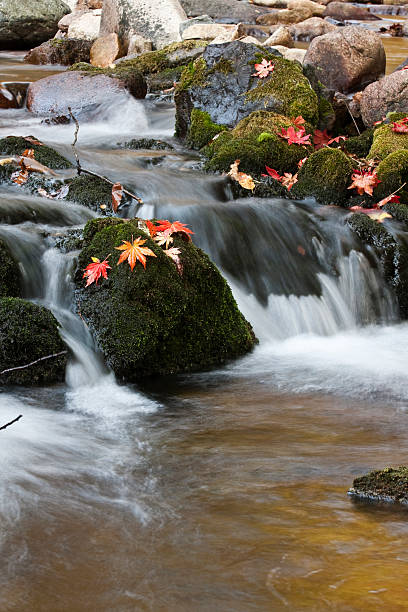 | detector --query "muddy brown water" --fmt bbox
[1,42,408,612]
